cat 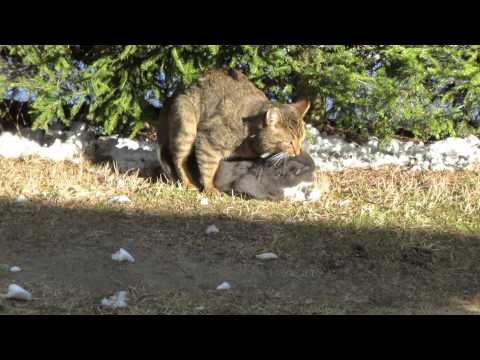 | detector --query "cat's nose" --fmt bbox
[292,143,301,156]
